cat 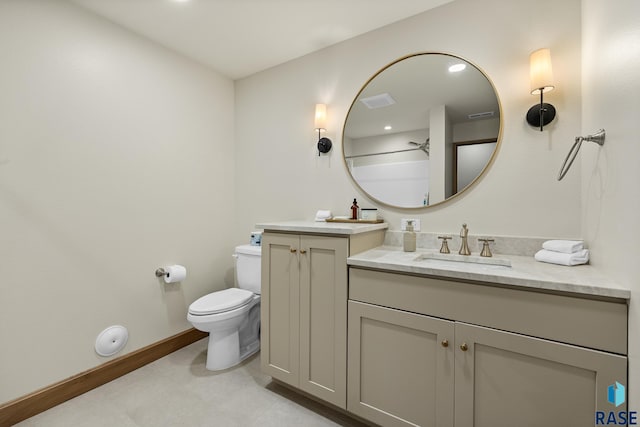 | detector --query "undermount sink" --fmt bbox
[414,252,512,267]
